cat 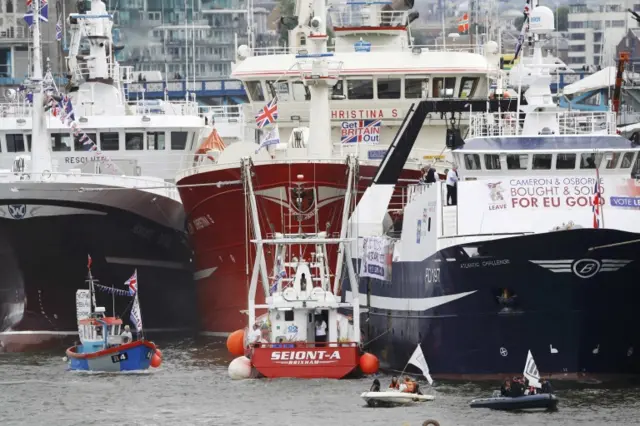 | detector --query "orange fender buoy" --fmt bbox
[359,352,379,375]
[150,353,162,368]
[154,349,162,359]
[226,329,245,357]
